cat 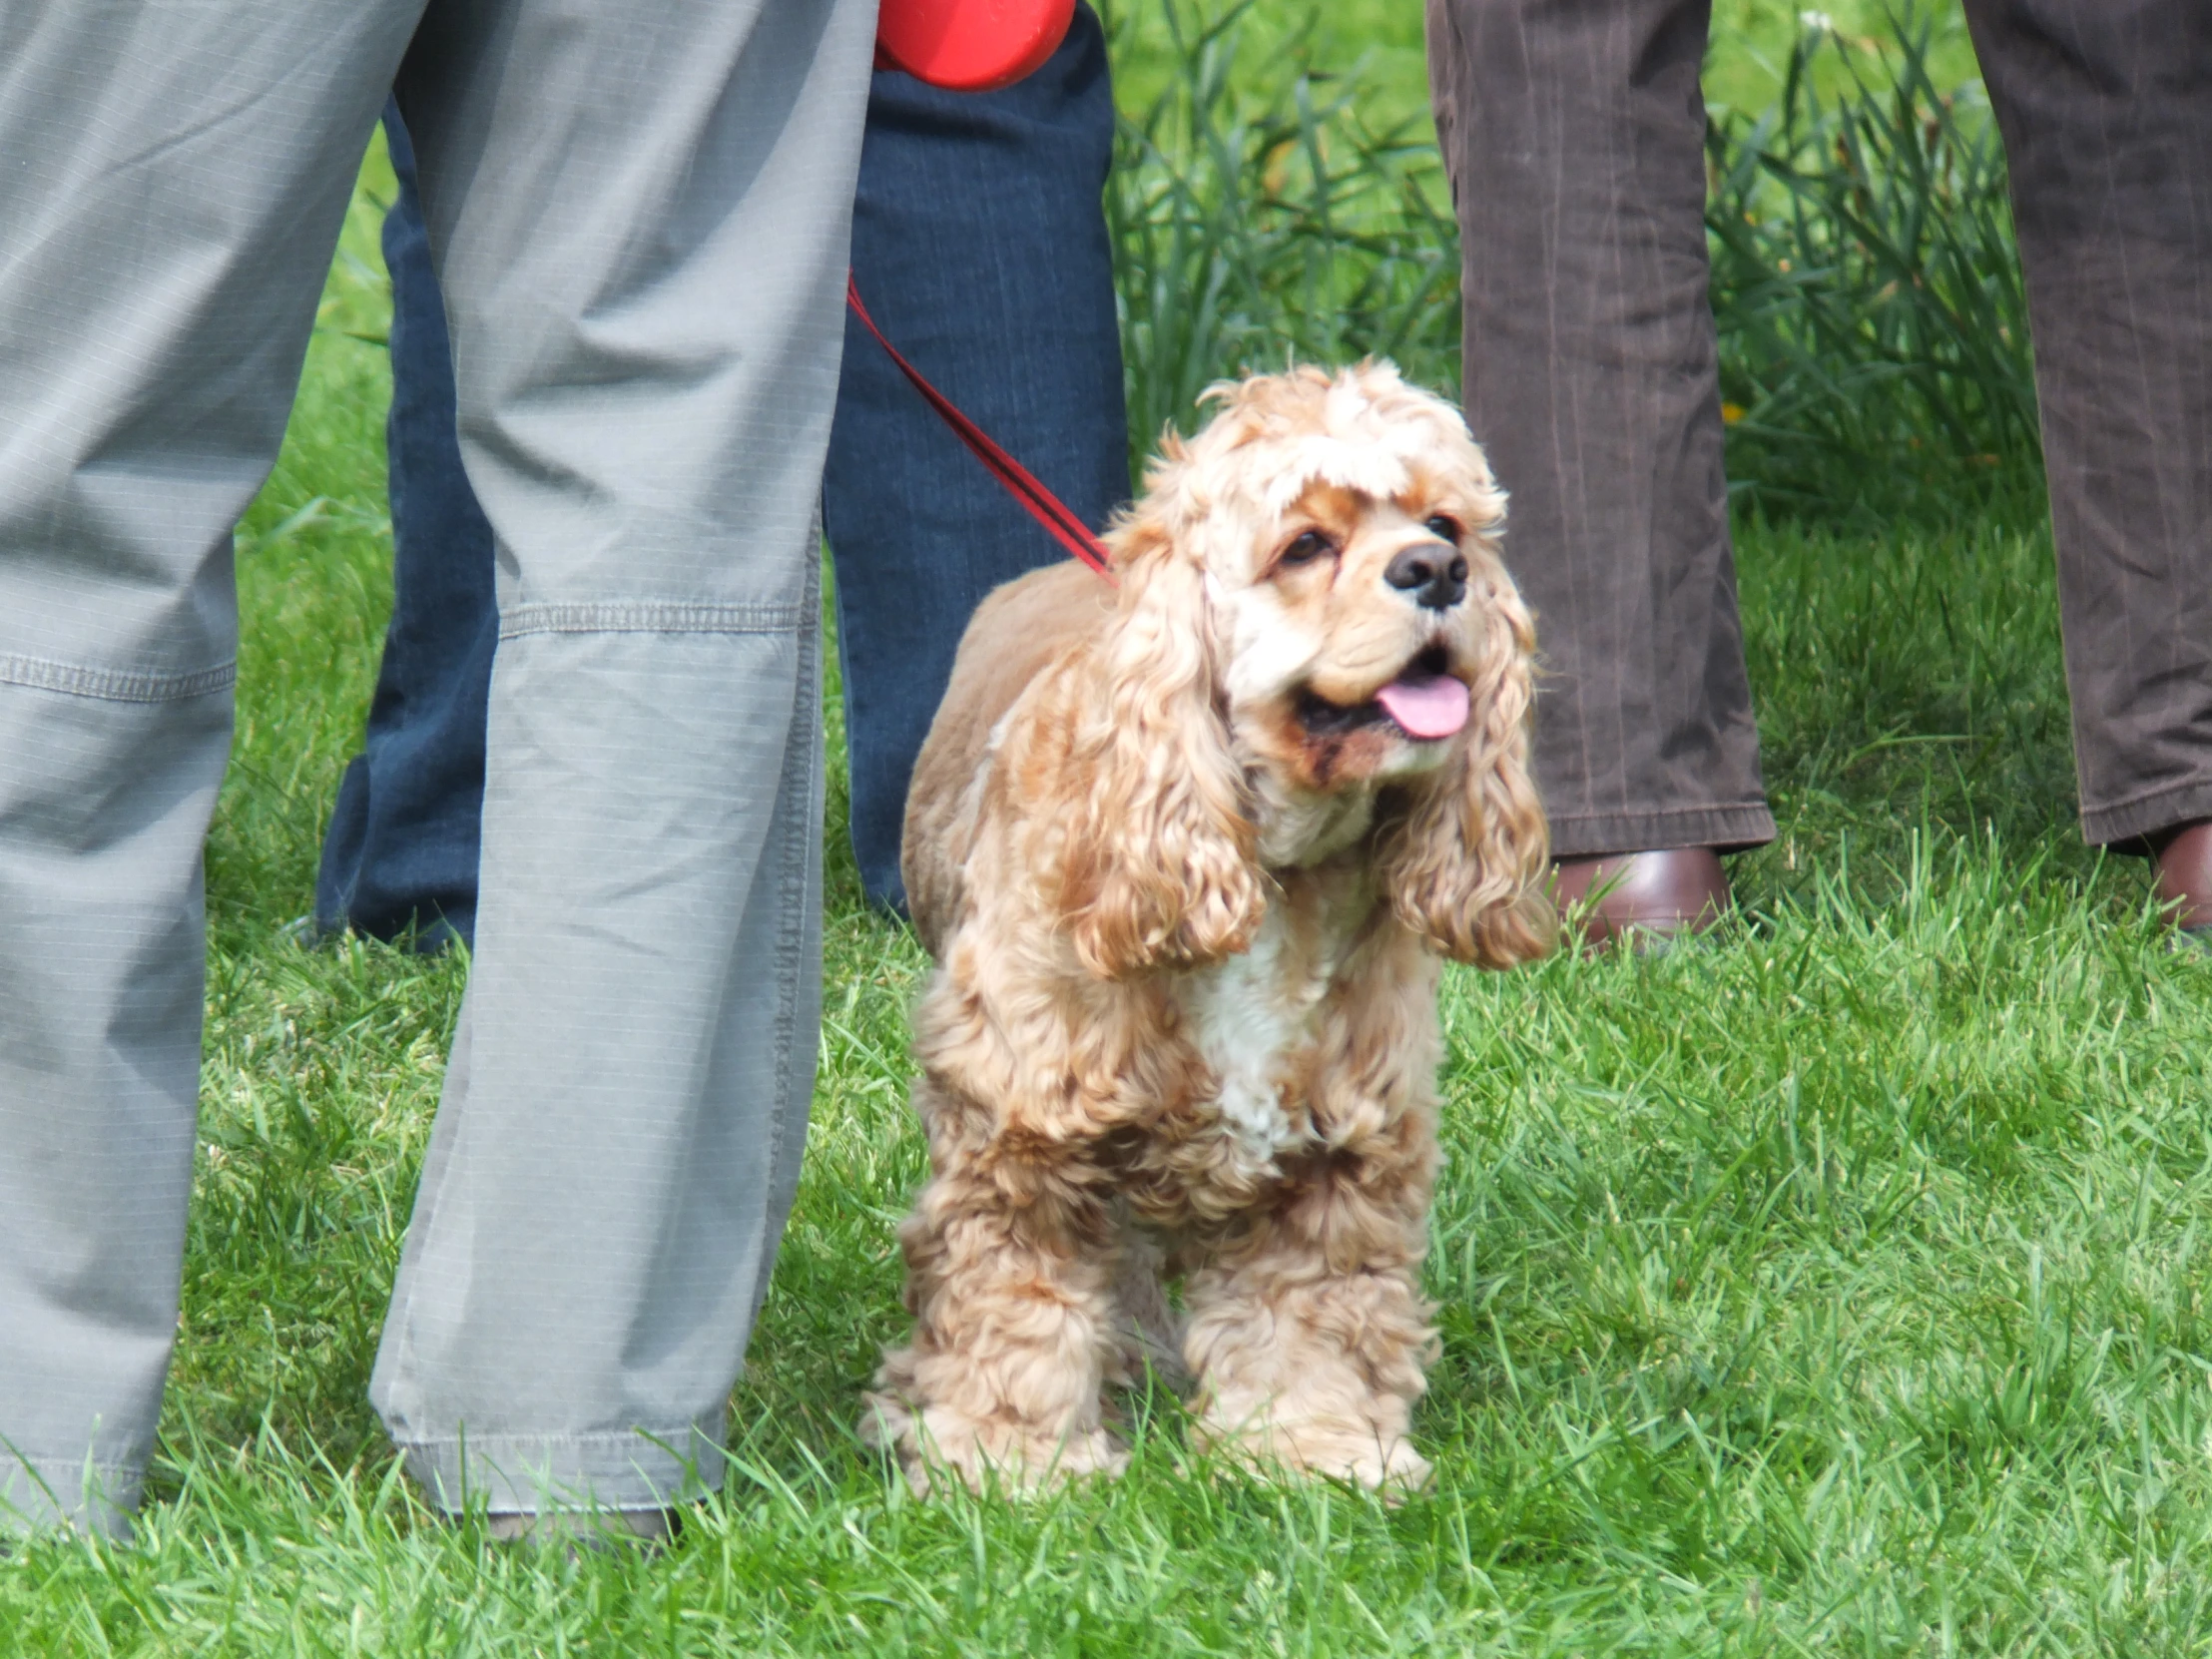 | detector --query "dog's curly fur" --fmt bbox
[865,363,1552,1494]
